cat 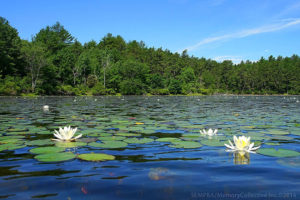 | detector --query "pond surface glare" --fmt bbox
[0,96,299,199]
